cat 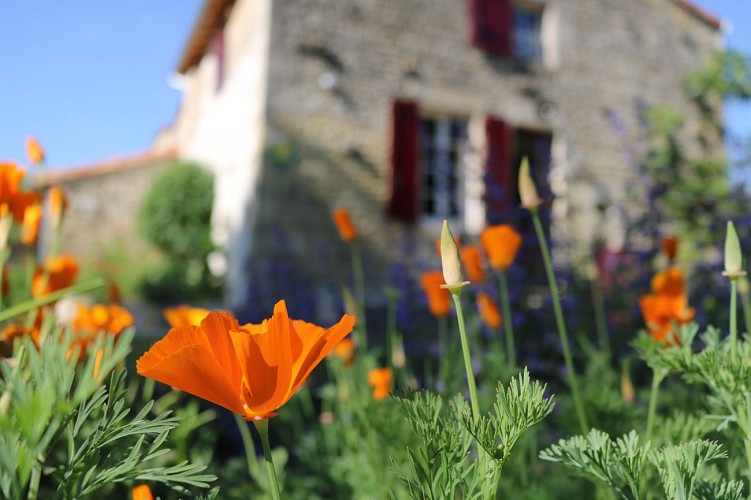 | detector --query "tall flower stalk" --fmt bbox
[519,157,588,433]
[724,221,745,358]
[333,208,367,349]
[439,220,479,420]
